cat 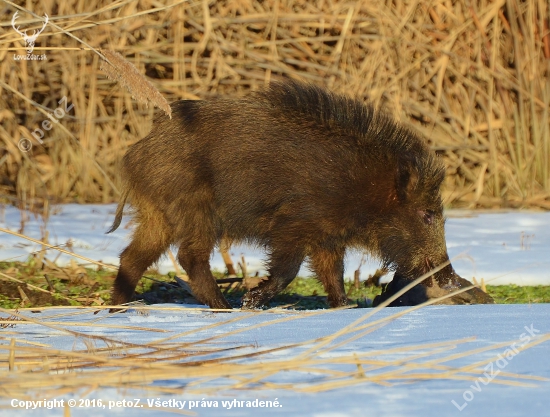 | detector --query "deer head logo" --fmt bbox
[11,12,49,54]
